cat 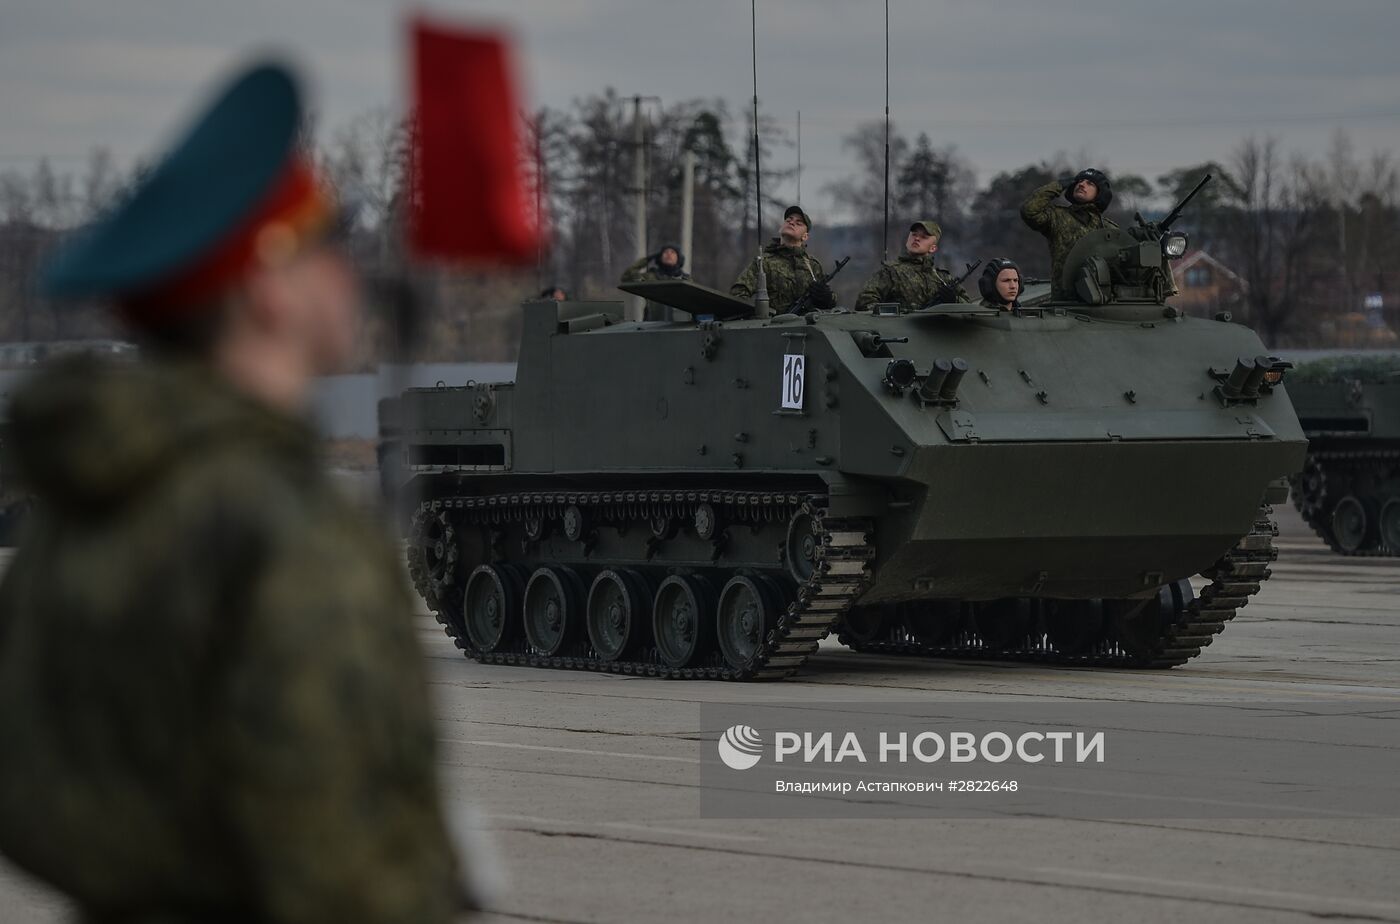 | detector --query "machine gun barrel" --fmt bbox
[1159,173,1212,233]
